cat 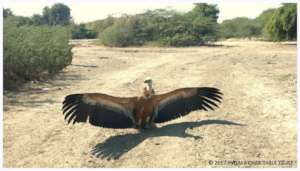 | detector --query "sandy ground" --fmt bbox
[3,40,297,168]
